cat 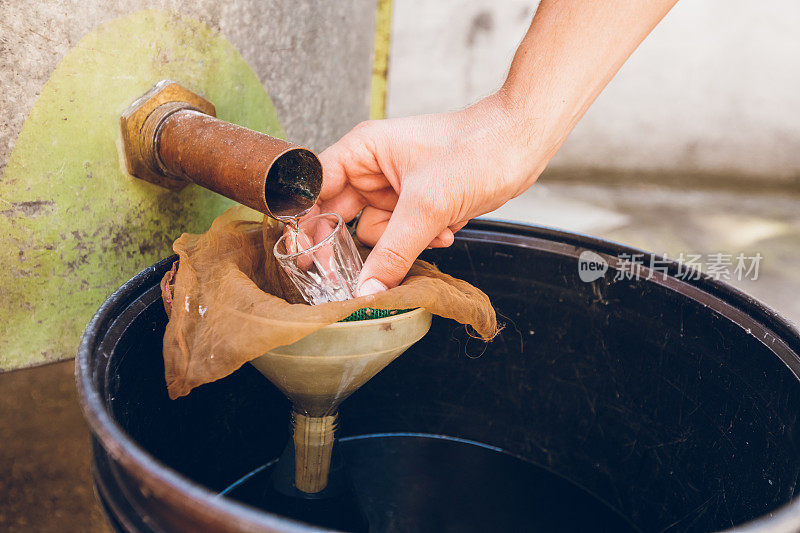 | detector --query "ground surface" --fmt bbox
[1,180,798,531]
[0,361,108,532]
